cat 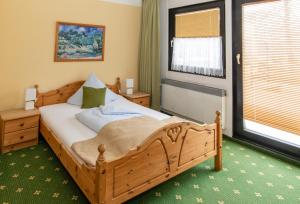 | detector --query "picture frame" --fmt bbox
[54,22,105,62]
